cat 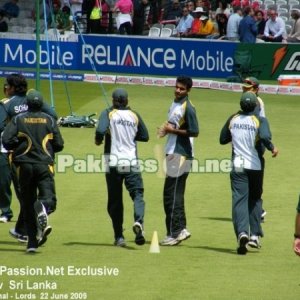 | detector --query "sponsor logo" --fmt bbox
[284,52,300,71]
[272,46,288,75]
[272,46,300,75]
